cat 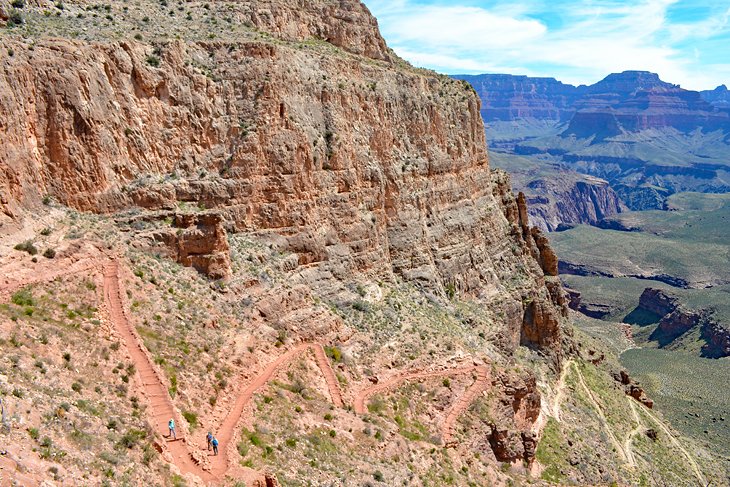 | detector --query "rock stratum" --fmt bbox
[455,71,730,223]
